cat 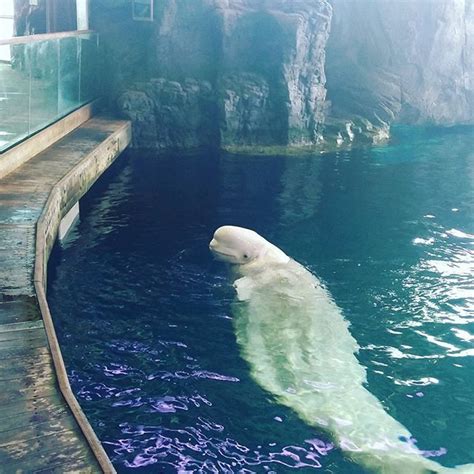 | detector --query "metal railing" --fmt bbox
[0,30,99,153]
